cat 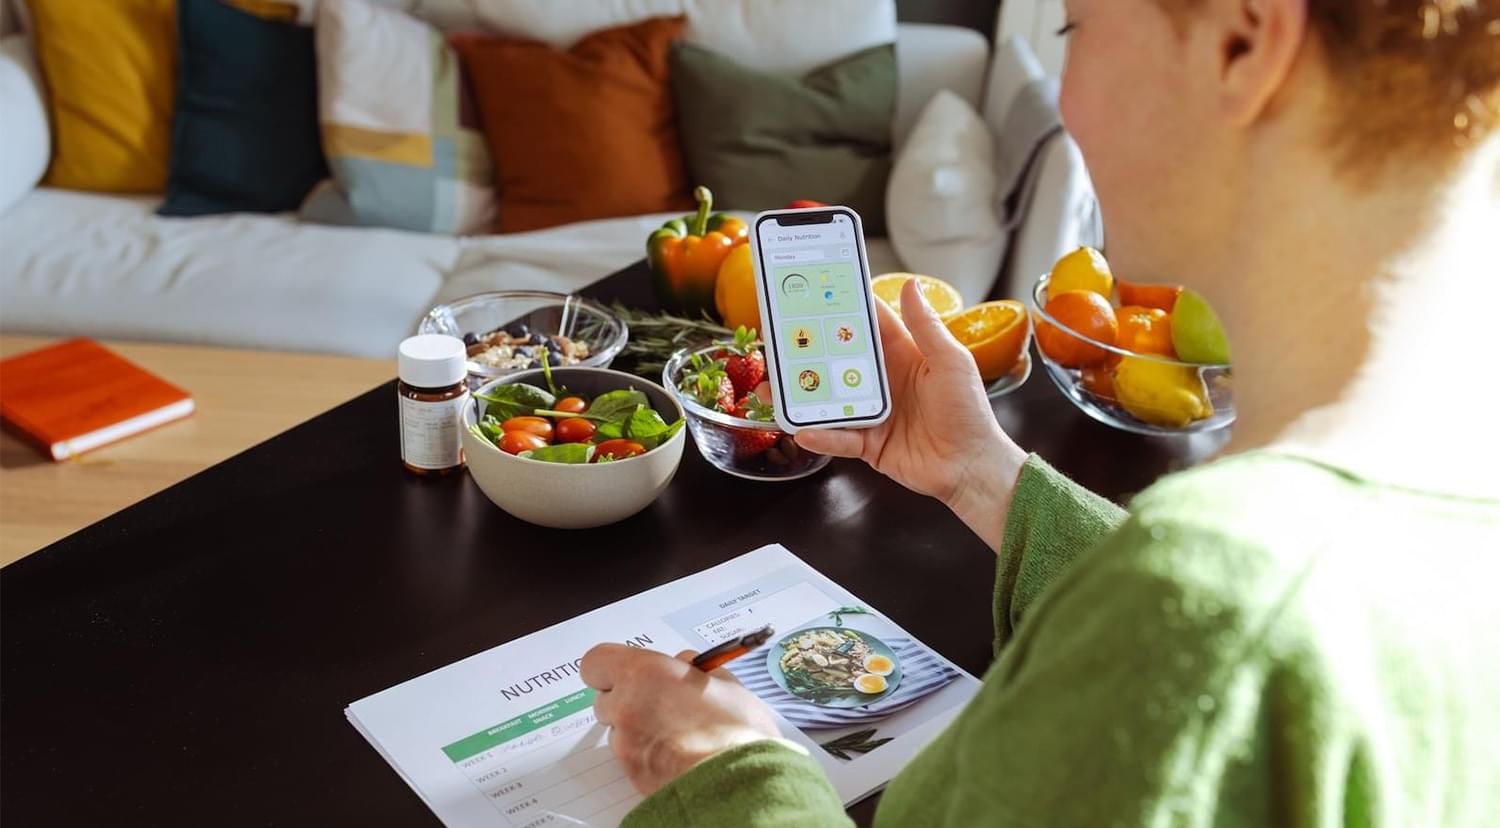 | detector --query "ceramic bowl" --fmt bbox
[461,367,685,529]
